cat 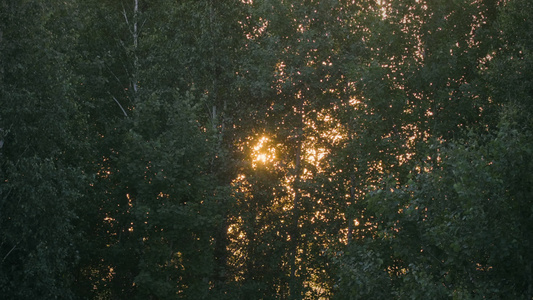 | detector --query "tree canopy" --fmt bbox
[1,0,531,299]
